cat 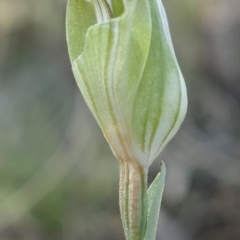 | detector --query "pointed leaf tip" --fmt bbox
[145,162,166,240]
